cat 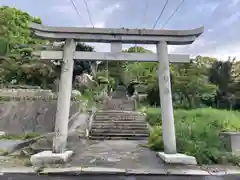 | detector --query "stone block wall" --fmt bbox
[0,89,81,134]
